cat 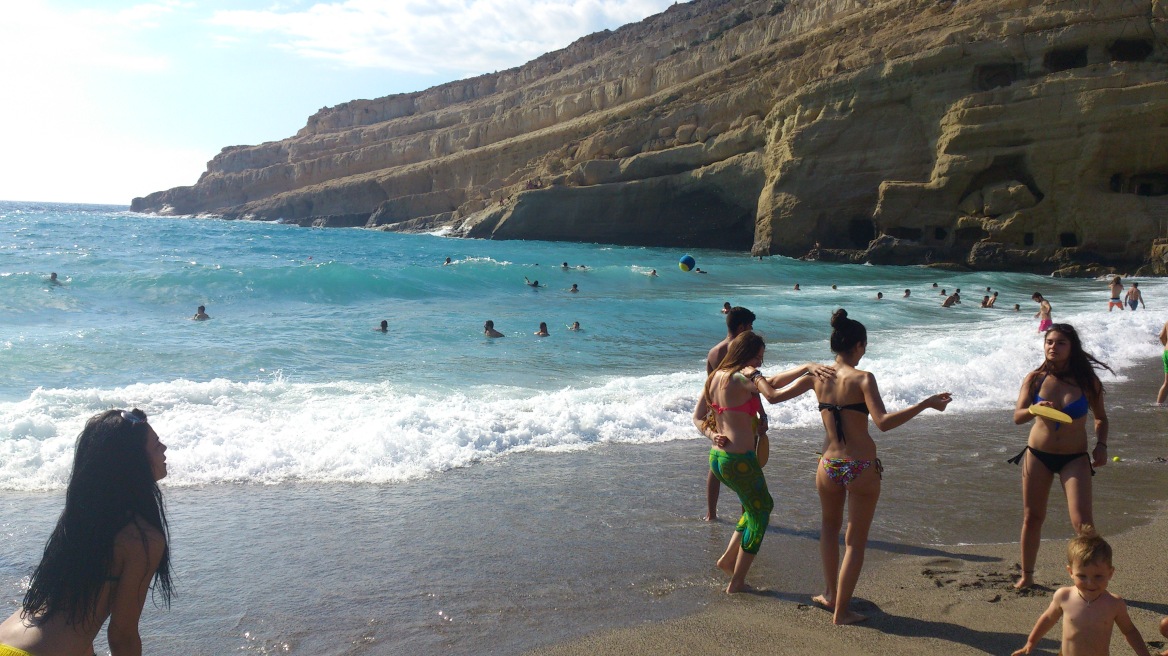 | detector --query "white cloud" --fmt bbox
[208,0,678,75]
